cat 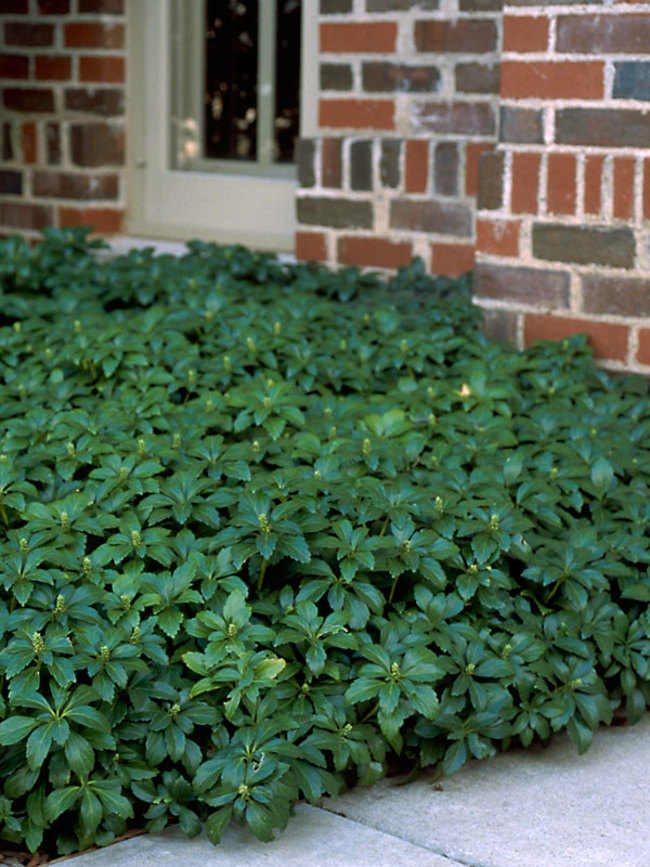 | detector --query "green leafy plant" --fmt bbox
[0,228,649,854]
